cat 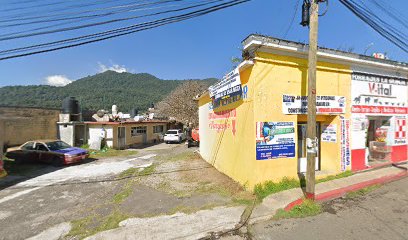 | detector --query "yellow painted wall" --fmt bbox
[199,52,351,189]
